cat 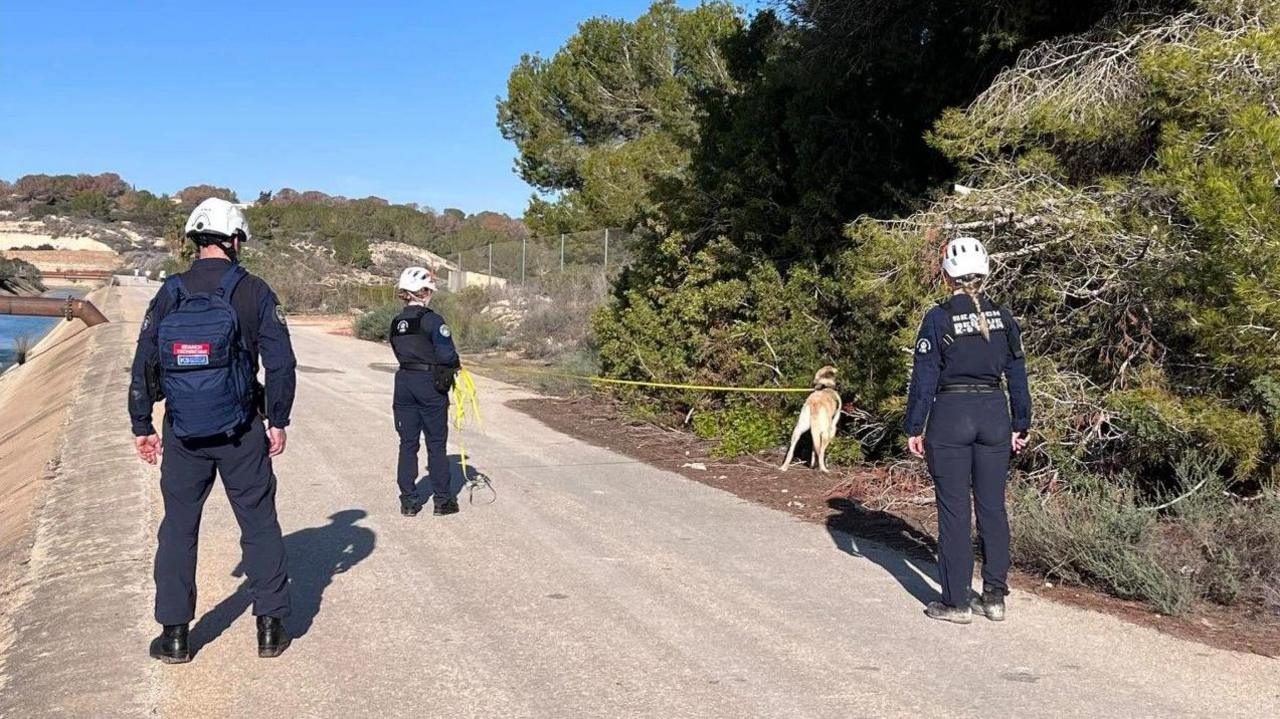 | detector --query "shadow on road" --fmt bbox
[189,509,377,654]
[824,497,941,606]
